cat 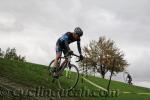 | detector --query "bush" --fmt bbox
[0,47,26,62]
